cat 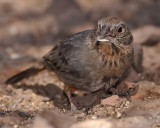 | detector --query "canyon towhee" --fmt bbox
[5,17,135,111]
